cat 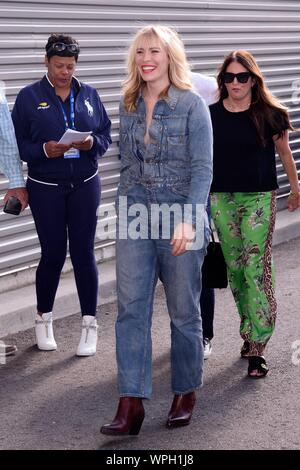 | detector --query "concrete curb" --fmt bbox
[0,209,300,338]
